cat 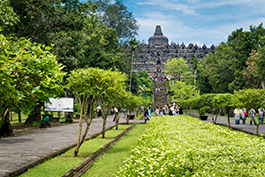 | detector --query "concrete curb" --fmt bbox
[6,125,116,177]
